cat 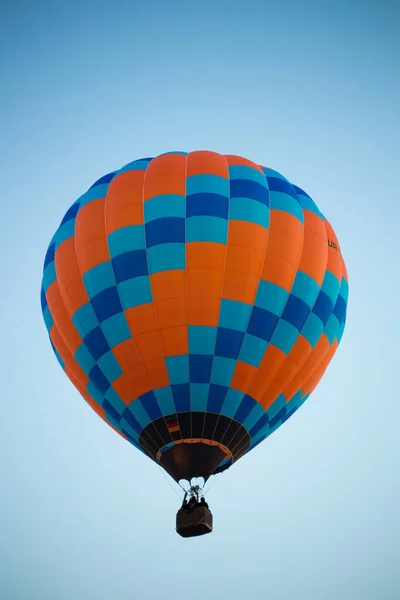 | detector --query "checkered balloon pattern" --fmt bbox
[41,151,348,478]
